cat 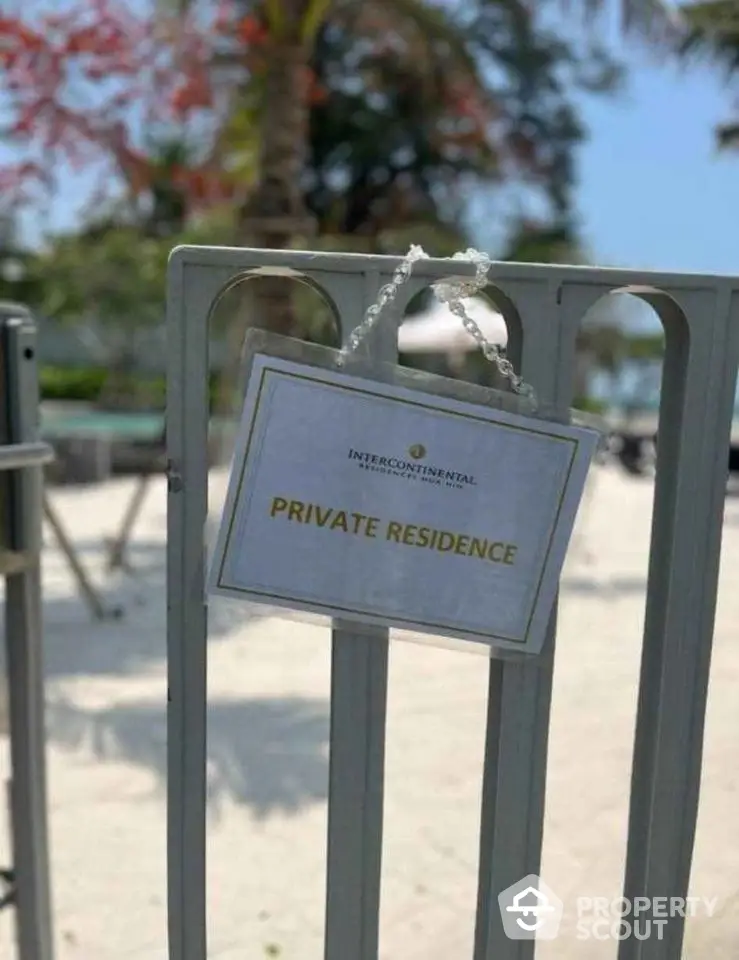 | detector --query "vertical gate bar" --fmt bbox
[473,278,572,960]
[474,650,557,960]
[3,316,54,960]
[325,626,389,960]
[473,282,525,960]
[166,258,215,960]
[473,658,504,959]
[324,269,393,960]
[620,286,739,960]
